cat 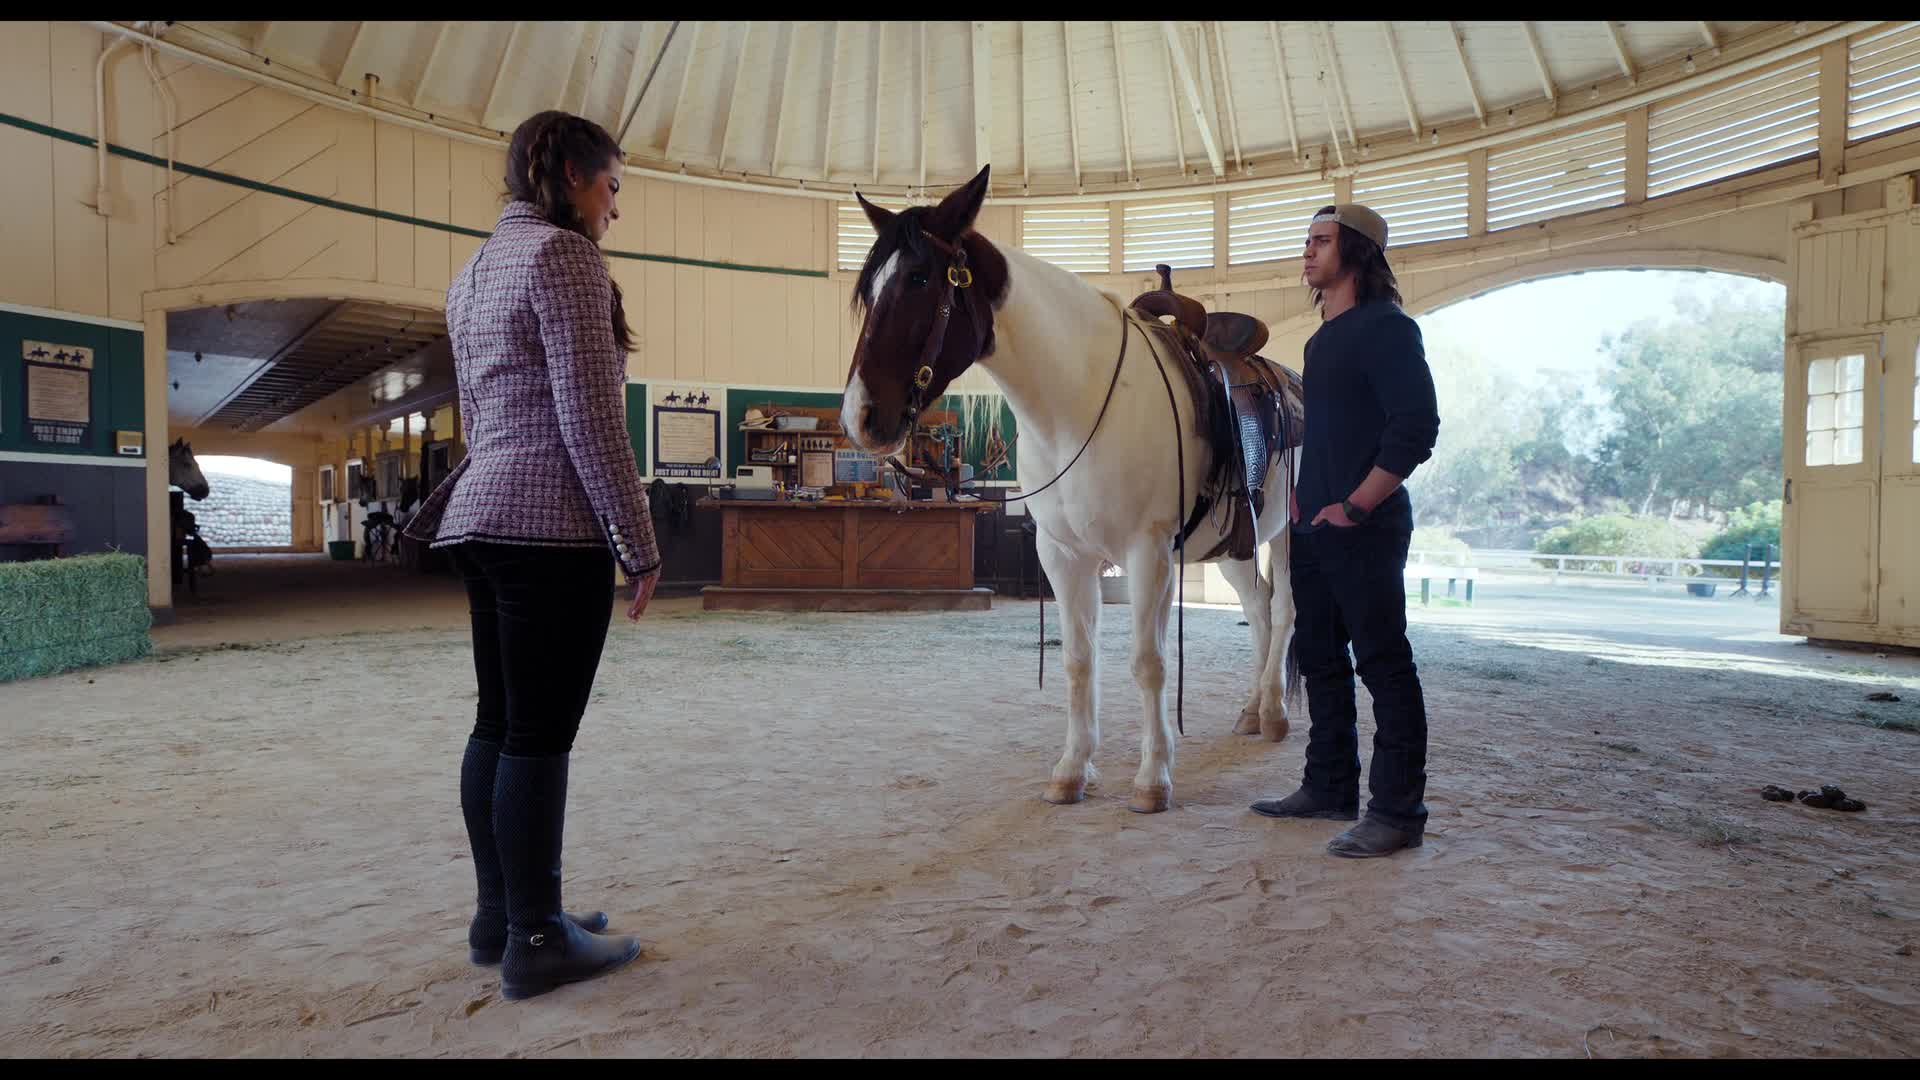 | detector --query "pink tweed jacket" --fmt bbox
[403,201,660,578]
